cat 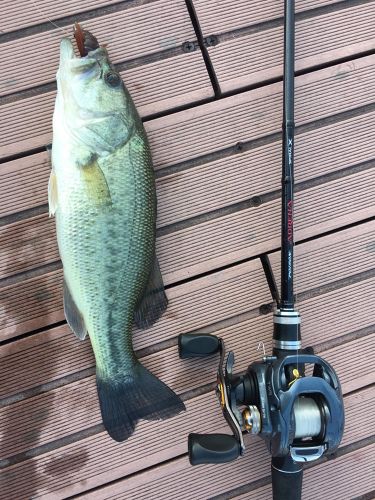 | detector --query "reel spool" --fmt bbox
[293,397,323,440]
